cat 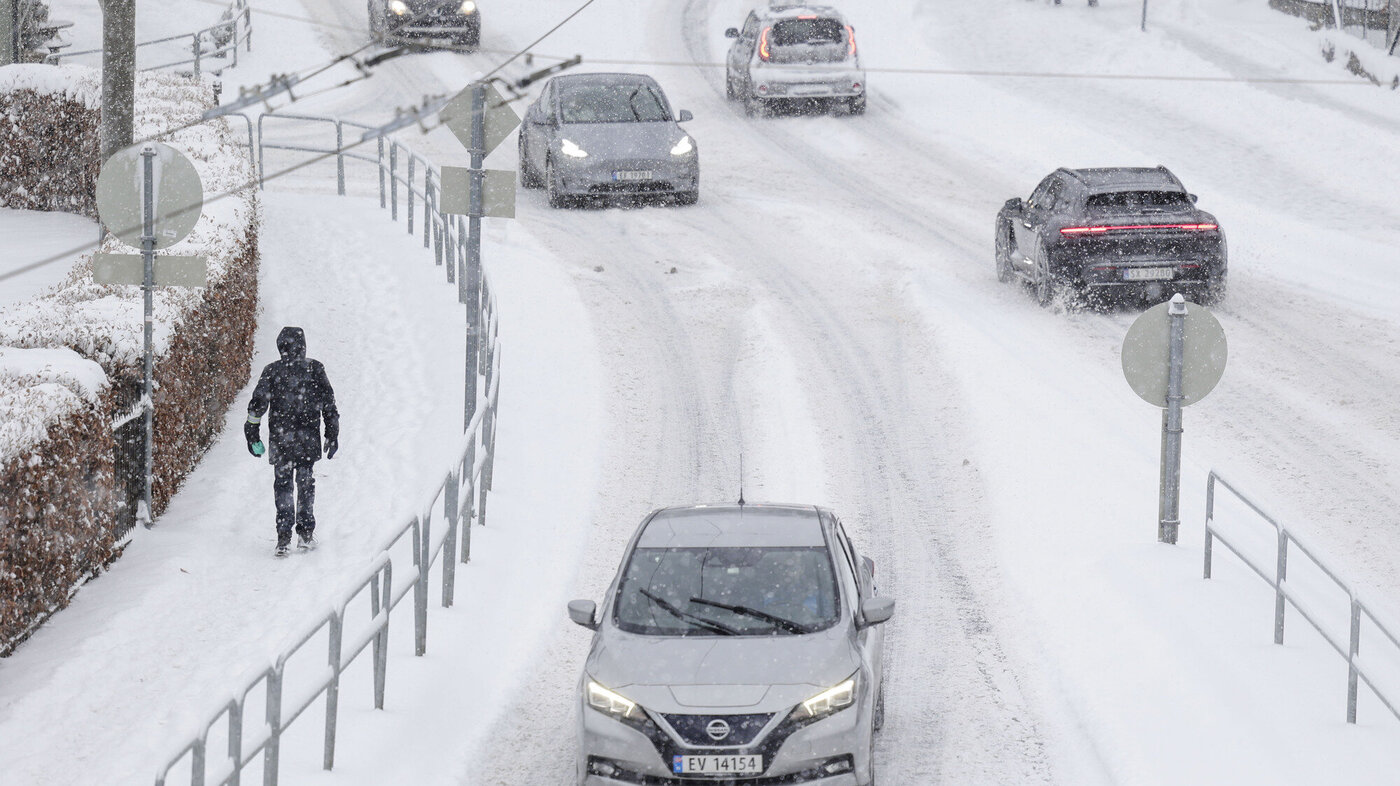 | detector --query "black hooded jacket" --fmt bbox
[245,327,339,466]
